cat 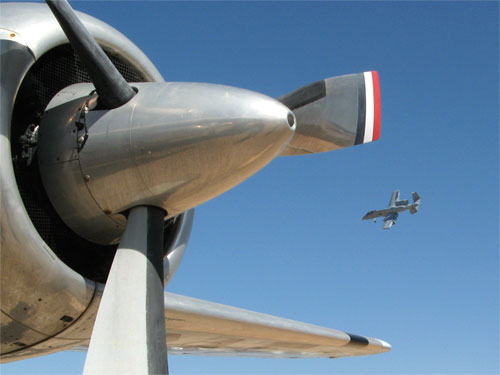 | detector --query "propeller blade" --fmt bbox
[83,206,168,374]
[45,0,136,109]
[278,71,381,156]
